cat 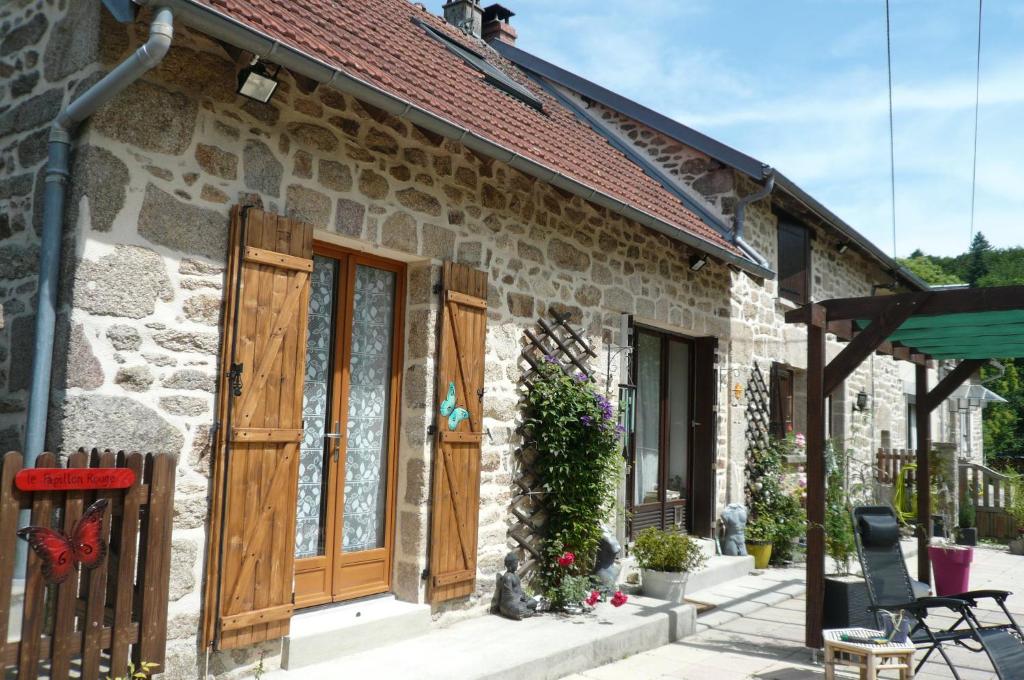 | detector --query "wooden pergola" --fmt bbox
[785,285,1024,648]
